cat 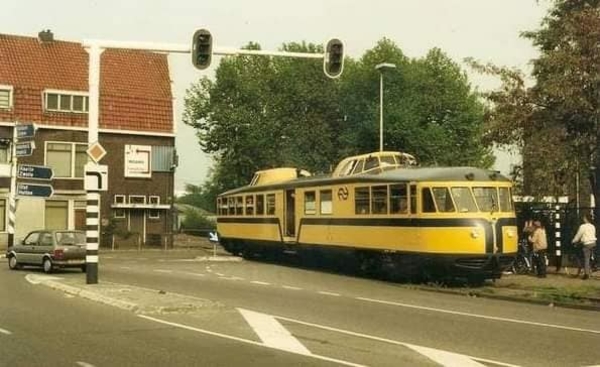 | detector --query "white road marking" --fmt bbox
[404,344,486,367]
[139,315,366,367]
[76,361,96,367]
[250,281,270,286]
[120,266,132,270]
[318,291,341,297]
[238,308,311,355]
[357,297,600,335]
[274,314,519,367]
[24,274,63,285]
[282,285,302,291]
[219,276,243,281]
[154,269,173,274]
[215,273,225,276]
[0,327,12,335]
